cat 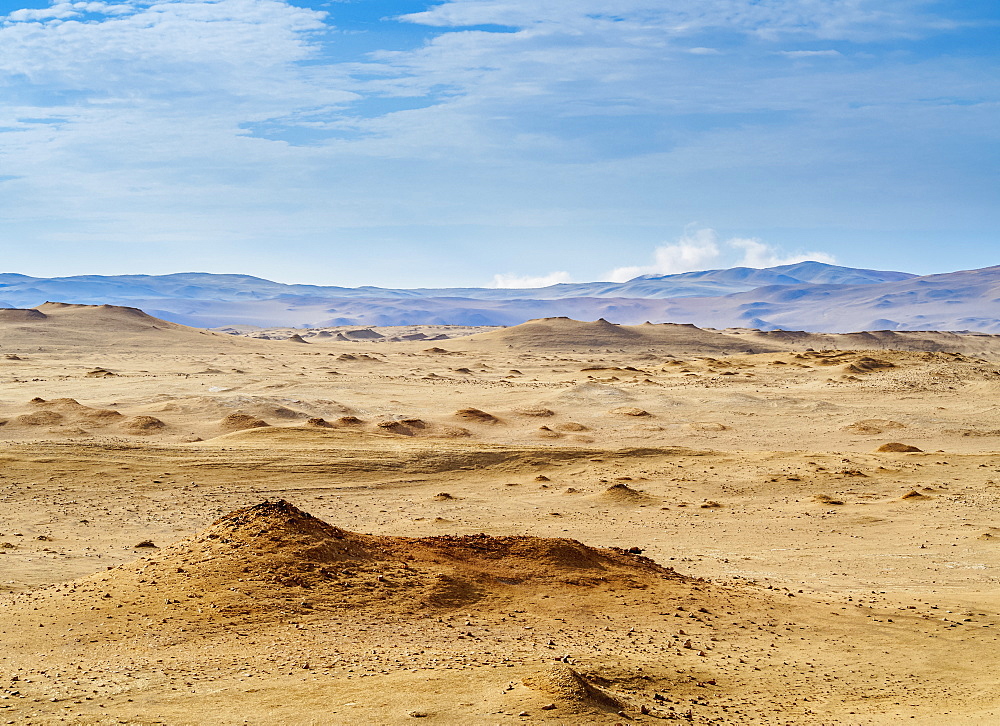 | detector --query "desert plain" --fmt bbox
[2,304,1000,724]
